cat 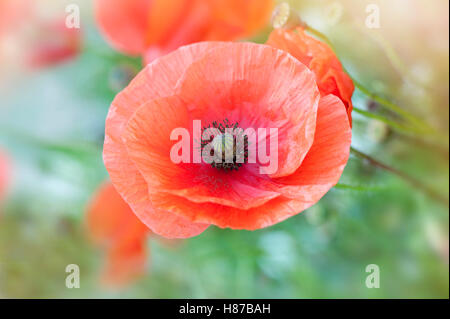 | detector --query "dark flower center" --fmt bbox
[200,119,249,171]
